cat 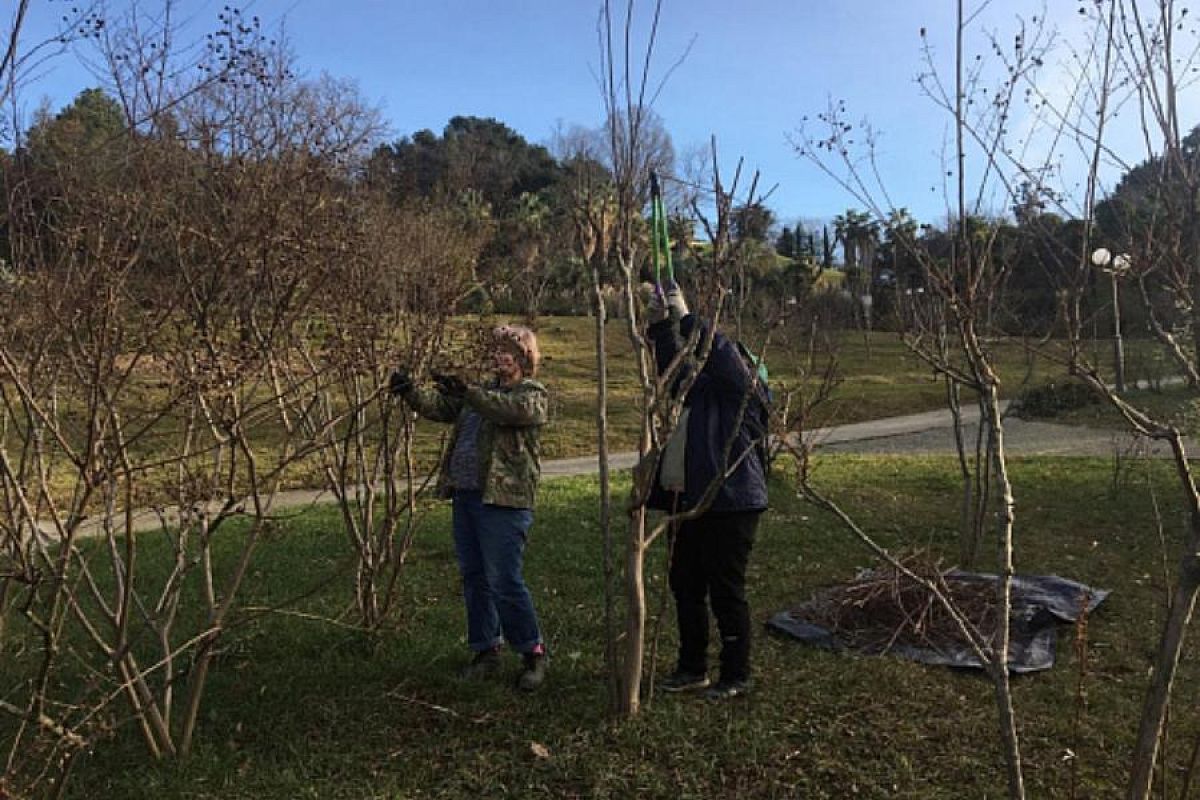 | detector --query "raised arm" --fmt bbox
[465,381,548,427]
[399,383,464,423]
[649,314,759,396]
